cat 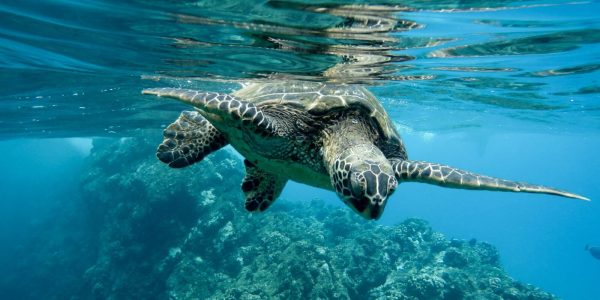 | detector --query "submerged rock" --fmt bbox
[1,134,557,299]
